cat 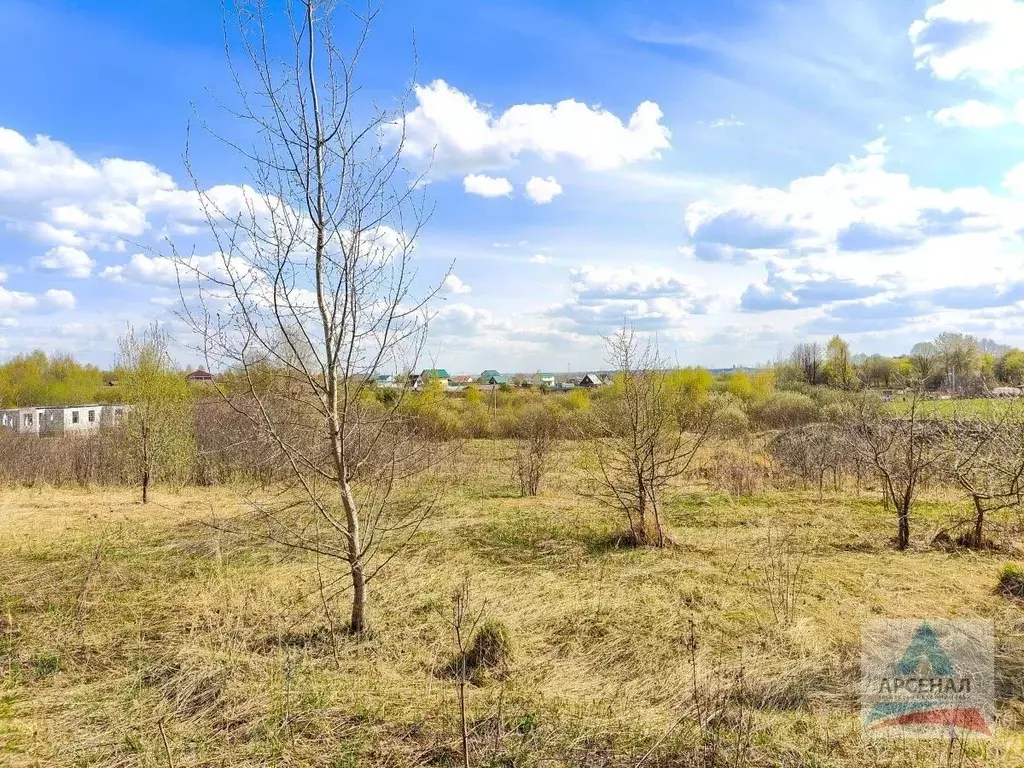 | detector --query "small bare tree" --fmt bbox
[769,423,845,497]
[174,1,445,633]
[448,579,481,768]
[851,385,946,550]
[946,401,1024,548]
[510,404,559,497]
[587,326,718,547]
